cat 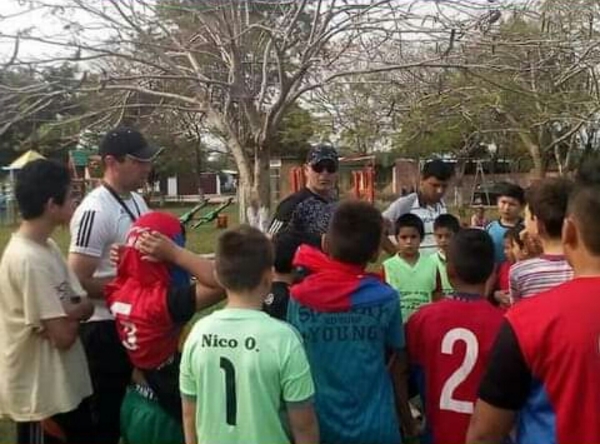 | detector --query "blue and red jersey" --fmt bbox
[287,245,404,444]
[504,277,600,443]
